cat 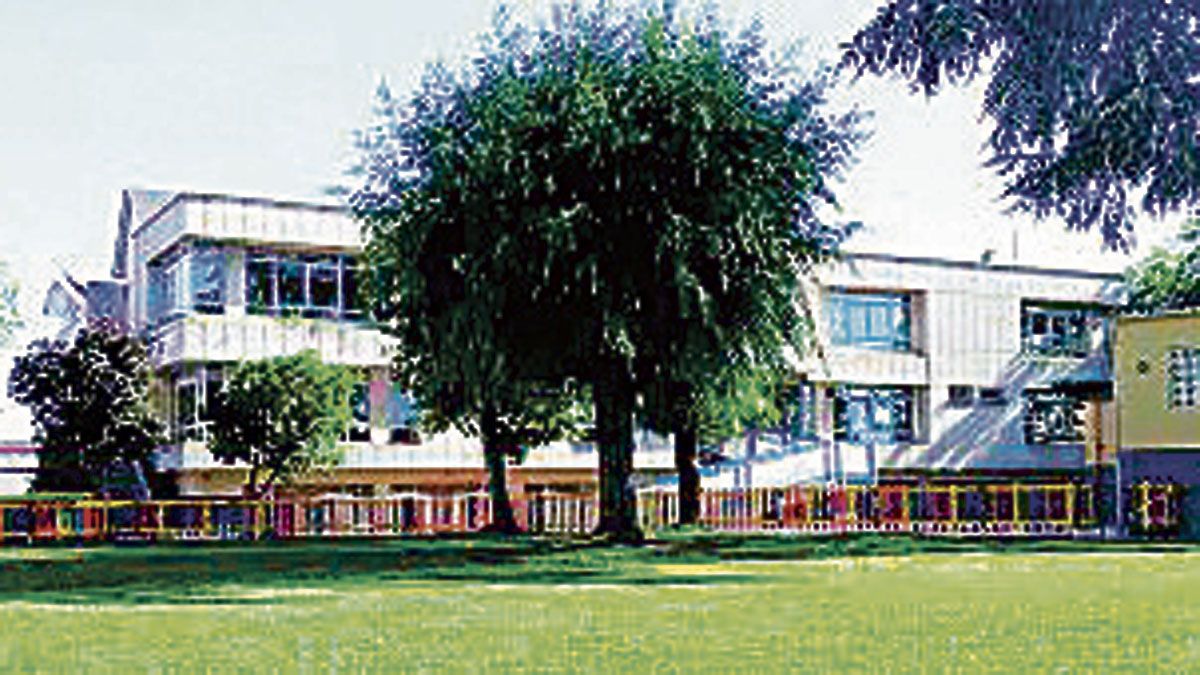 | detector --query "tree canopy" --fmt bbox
[7,324,163,493]
[842,0,1200,250]
[351,1,861,536]
[1124,220,1200,314]
[208,351,356,497]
